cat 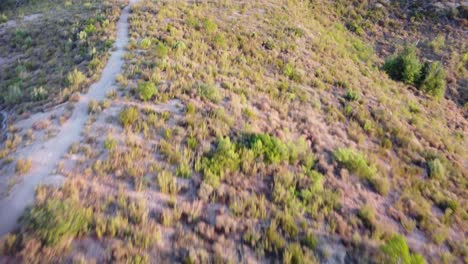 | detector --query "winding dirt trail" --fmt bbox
[0,2,135,237]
